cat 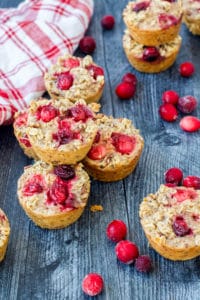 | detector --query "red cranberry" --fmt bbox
[94,131,101,143]
[183,176,200,189]
[172,189,197,202]
[111,133,135,155]
[53,119,80,145]
[101,15,115,30]
[122,73,137,86]
[115,240,139,264]
[135,255,152,273]
[133,1,150,12]
[87,144,107,160]
[57,72,73,90]
[177,96,197,114]
[86,64,104,80]
[82,273,104,296]
[23,175,44,196]
[159,103,178,122]
[180,116,200,132]
[106,220,127,242]
[63,57,80,69]
[179,62,195,77]
[115,82,136,99]
[162,90,179,105]
[142,47,160,62]
[19,137,32,148]
[79,36,96,54]
[159,14,178,29]
[164,167,183,185]
[48,178,69,205]
[172,216,191,237]
[66,104,93,122]
[36,104,59,122]
[54,165,75,180]
[15,112,28,127]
